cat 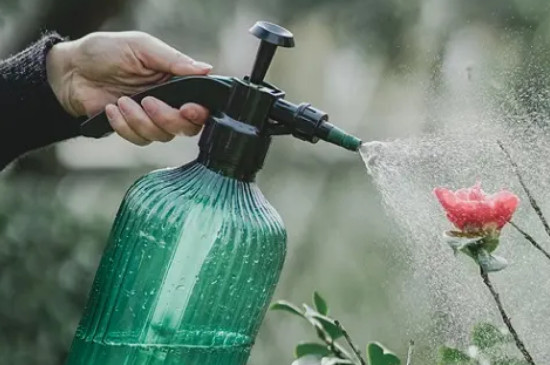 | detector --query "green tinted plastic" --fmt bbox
[325,125,362,151]
[65,162,287,364]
